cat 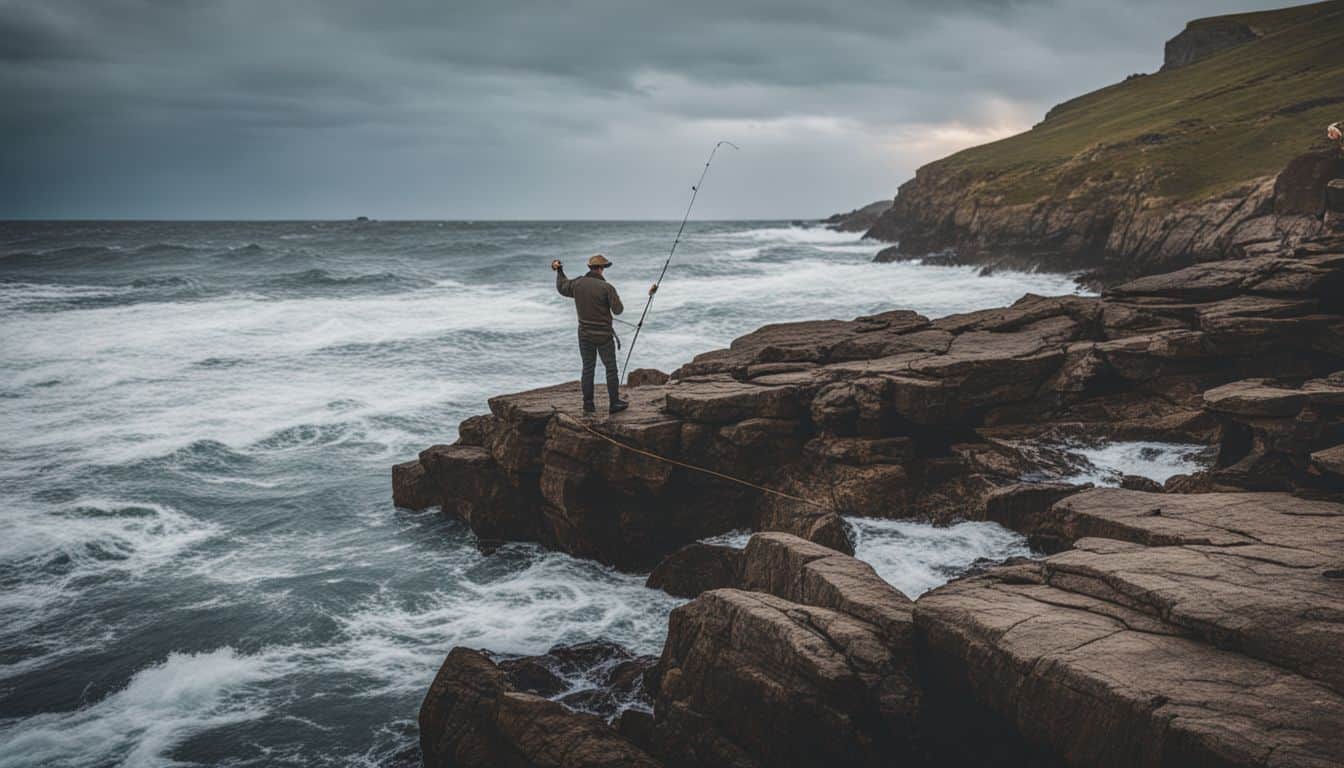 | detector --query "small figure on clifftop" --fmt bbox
[1329,121,1342,154]
[553,254,656,415]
